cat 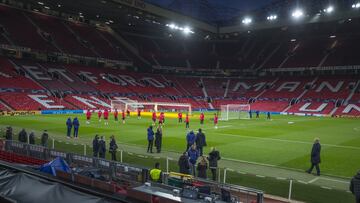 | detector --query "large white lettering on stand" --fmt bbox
[276,82,300,92]
[23,66,51,80]
[78,71,98,84]
[119,75,144,86]
[299,102,328,112]
[342,104,360,114]
[100,73,127,86]
[315,81,343,92]
[48,68,73,82]
[142,77,165,88]
[72,96,111,108]
[28,95,65,109]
